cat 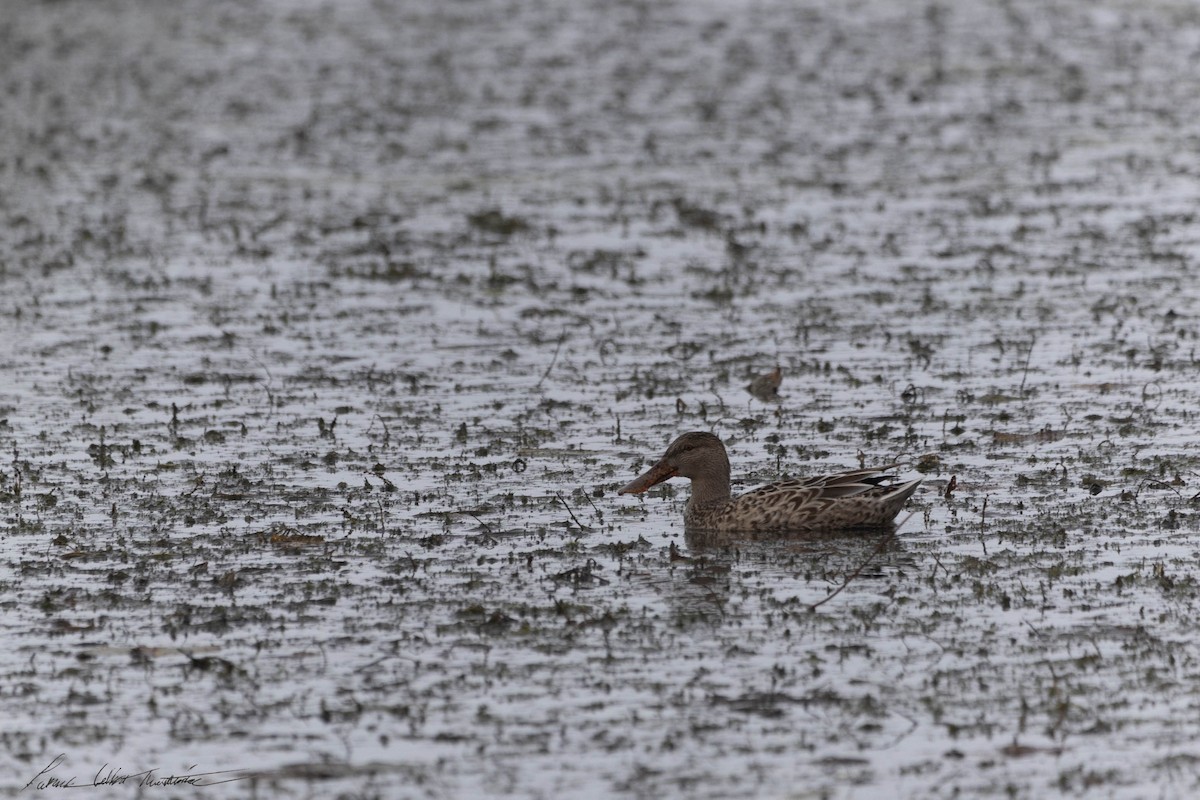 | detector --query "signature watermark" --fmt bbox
[23,755,254,792]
